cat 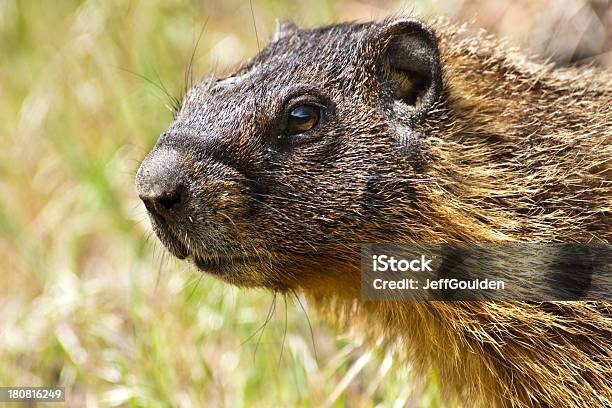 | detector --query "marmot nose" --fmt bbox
[135,148,185,218]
